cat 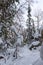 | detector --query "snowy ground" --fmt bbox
[33,58,43,65]
[13,45,40,65]
[0,45,41,65]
